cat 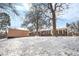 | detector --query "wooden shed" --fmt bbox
[7,28,30,38]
